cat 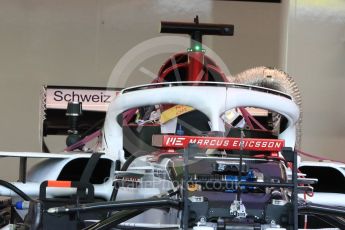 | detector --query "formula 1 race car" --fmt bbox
[0,17,345,230]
